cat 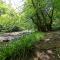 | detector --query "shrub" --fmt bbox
[0,25,23,32]
[10,26,22,32]
[0,24,4,32]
